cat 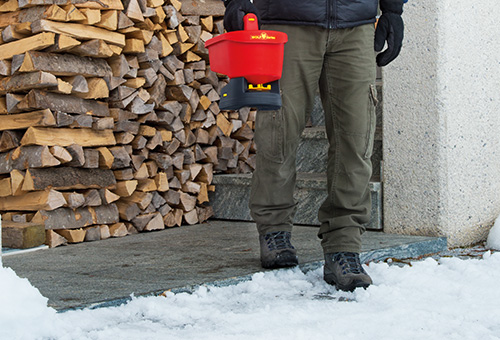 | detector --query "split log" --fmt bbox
[21,126,116,147]
[90,204,119,224]
[0,109,55,131]
[0,71,58,94]
[22,167,116,191]
[0,177,12,197]
[0,130,23,152]
[0,32,55,60]
[62,191,85,209]
[0,145,60,174]
[31,19,126,47]
[45,229,67,248]
[99,224,111,239]
[33,206,93,230]
[20,51,112,77]
[109,222,128,237]
[0,189,66,211]
[55,228,86,243]
[17,90,110,116]
[84,225,101,242]
[116,200,140,220]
